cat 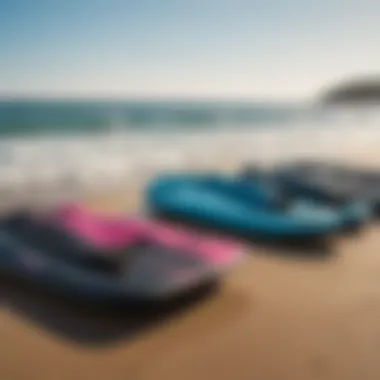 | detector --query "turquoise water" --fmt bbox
[0,100,303,136]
